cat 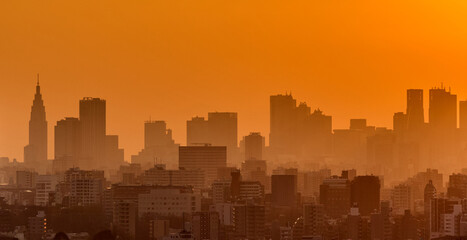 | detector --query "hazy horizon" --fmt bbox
[2,0,467,161]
